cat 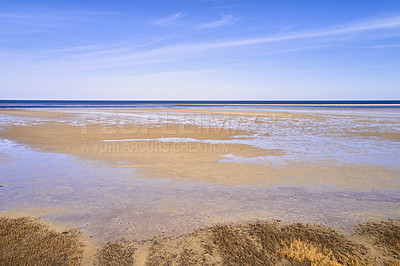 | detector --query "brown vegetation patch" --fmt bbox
[145,221,372,265]
[2,217,400,265]
[0,217,83,265]
[355,220,400,261]
[93,239,137,265]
